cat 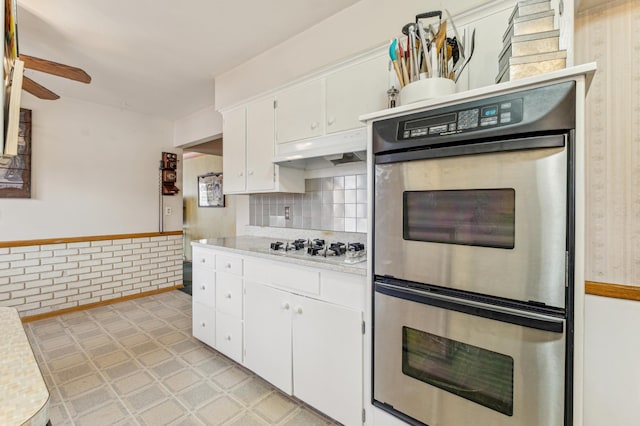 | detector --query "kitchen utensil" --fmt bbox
[388,39,404,87]
[398,41,410,85]
[417,22,432,78]
[444,9,465,62]
[454,28,475,83]
[408,25,420,82]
